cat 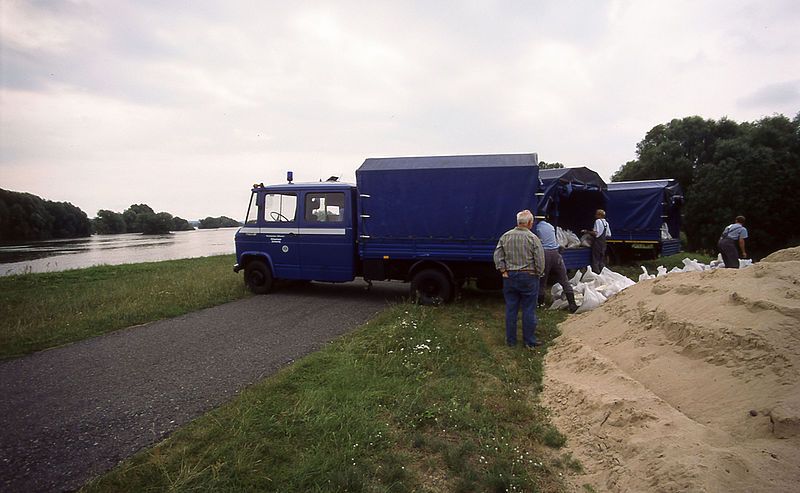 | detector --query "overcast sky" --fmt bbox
[2,0,798,221]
